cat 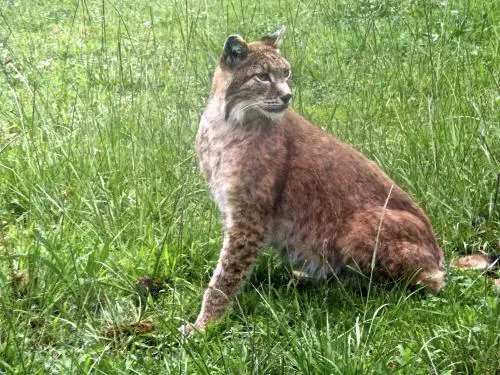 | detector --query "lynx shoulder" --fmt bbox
[186,28,446,333]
